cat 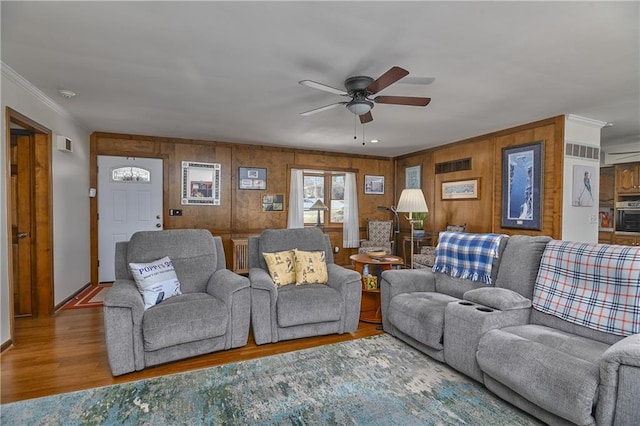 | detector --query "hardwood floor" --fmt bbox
[0,308,384,404]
